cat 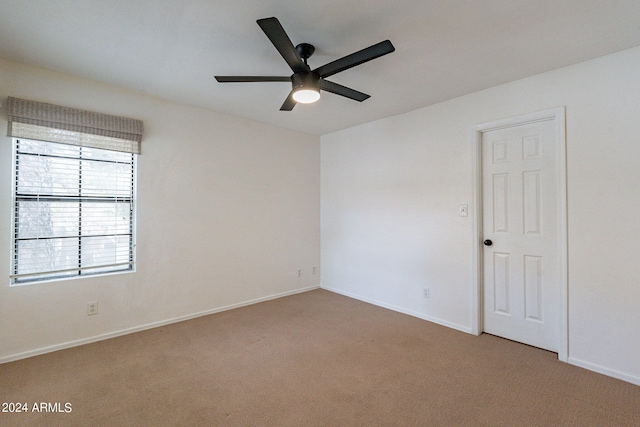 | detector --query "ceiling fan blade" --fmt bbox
[280,91,297,111]
[215,76,290,83]
[314,40,395,78]
[257,17,309,74]
[319,79,370,102]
